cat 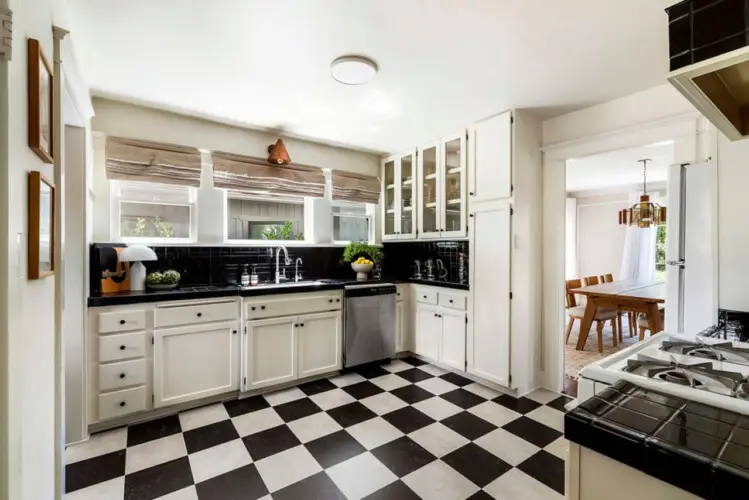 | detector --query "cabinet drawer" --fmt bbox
[439,292,466,311]
[154,300,238,328]
[98,359,146,391]
[98,386,147,421]
[415,289,438,305]
[246,293,342,320]
[99,332,146,362]
[98,310,146,333]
